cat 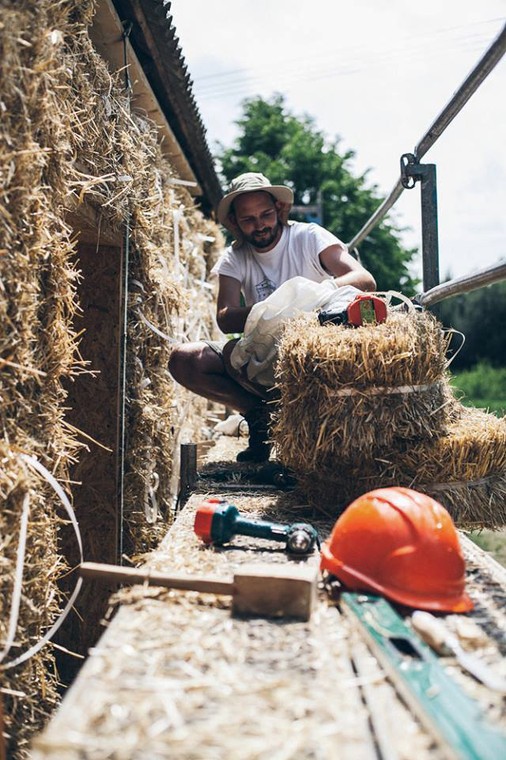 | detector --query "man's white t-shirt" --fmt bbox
[211,221,345,305]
